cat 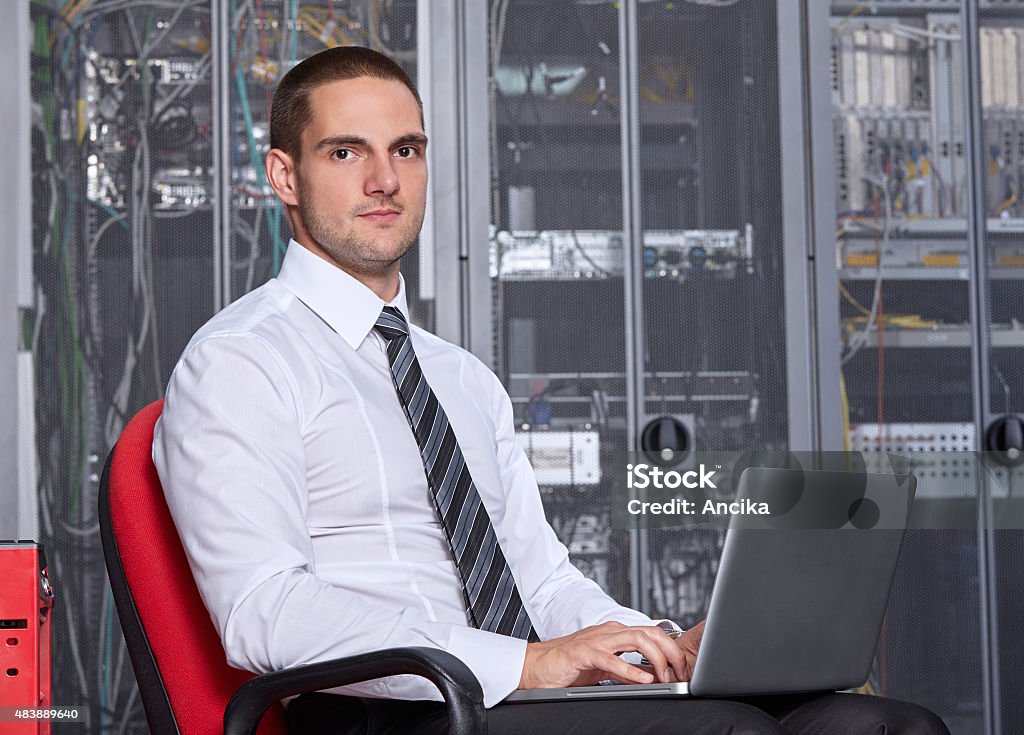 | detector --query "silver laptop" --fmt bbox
[505,466,916,702]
